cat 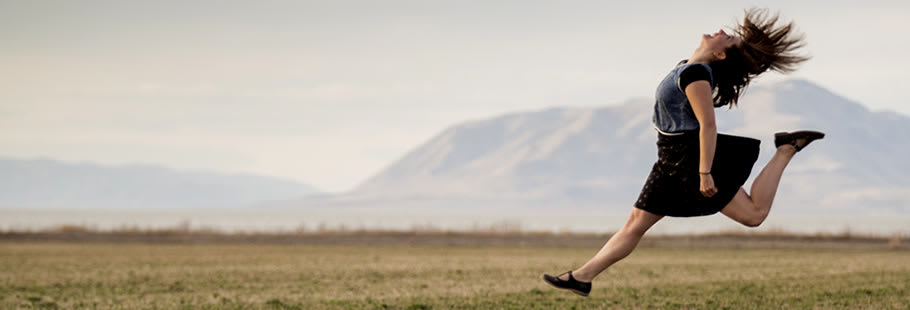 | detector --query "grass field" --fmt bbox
[2,241,909,309]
